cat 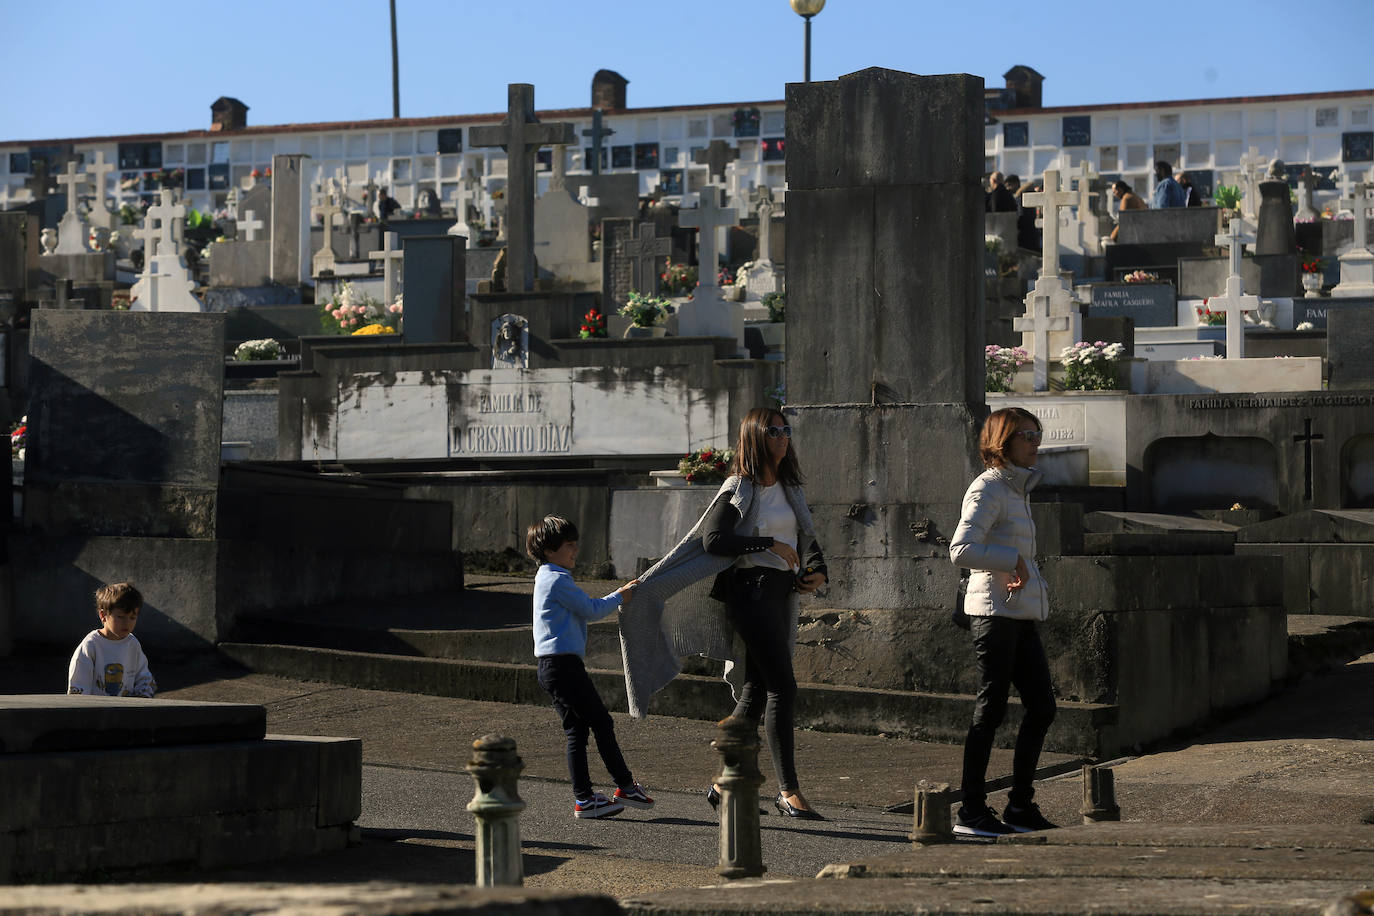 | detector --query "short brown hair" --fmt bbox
[95,582,142,616]
[525,516,578,564]
[979,407,1041,468]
